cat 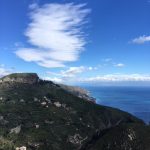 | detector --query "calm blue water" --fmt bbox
[84,86,150,124]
